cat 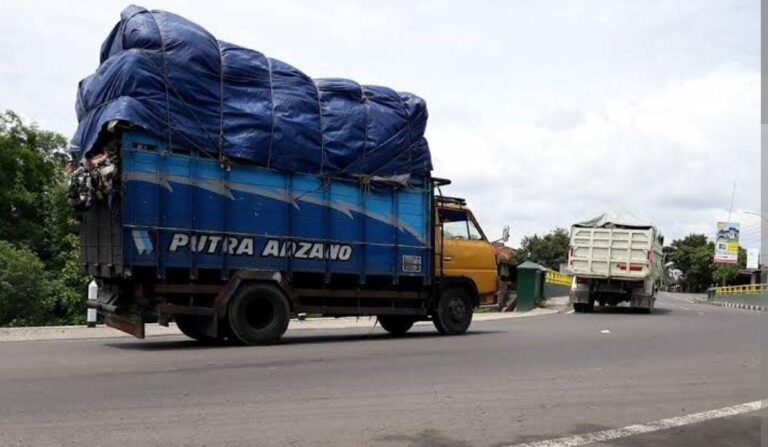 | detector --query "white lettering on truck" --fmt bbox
[167,233,349,260]
[167,233,254,256]
[261,239,352,261]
